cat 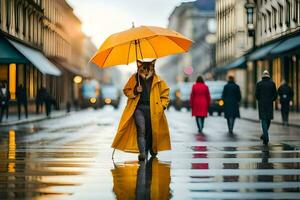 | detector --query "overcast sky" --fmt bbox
[67,0,191,47]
